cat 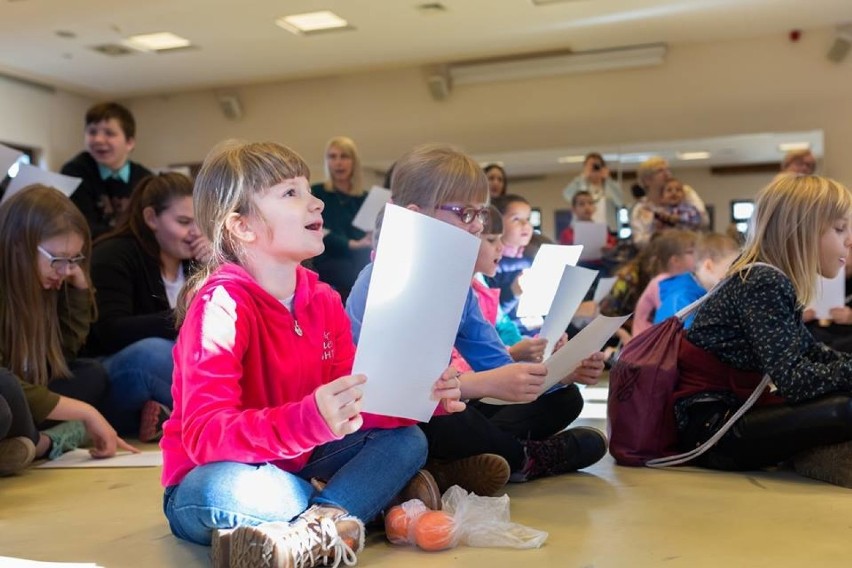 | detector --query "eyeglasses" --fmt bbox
[37,246,86,270]
[436,204,490,225]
